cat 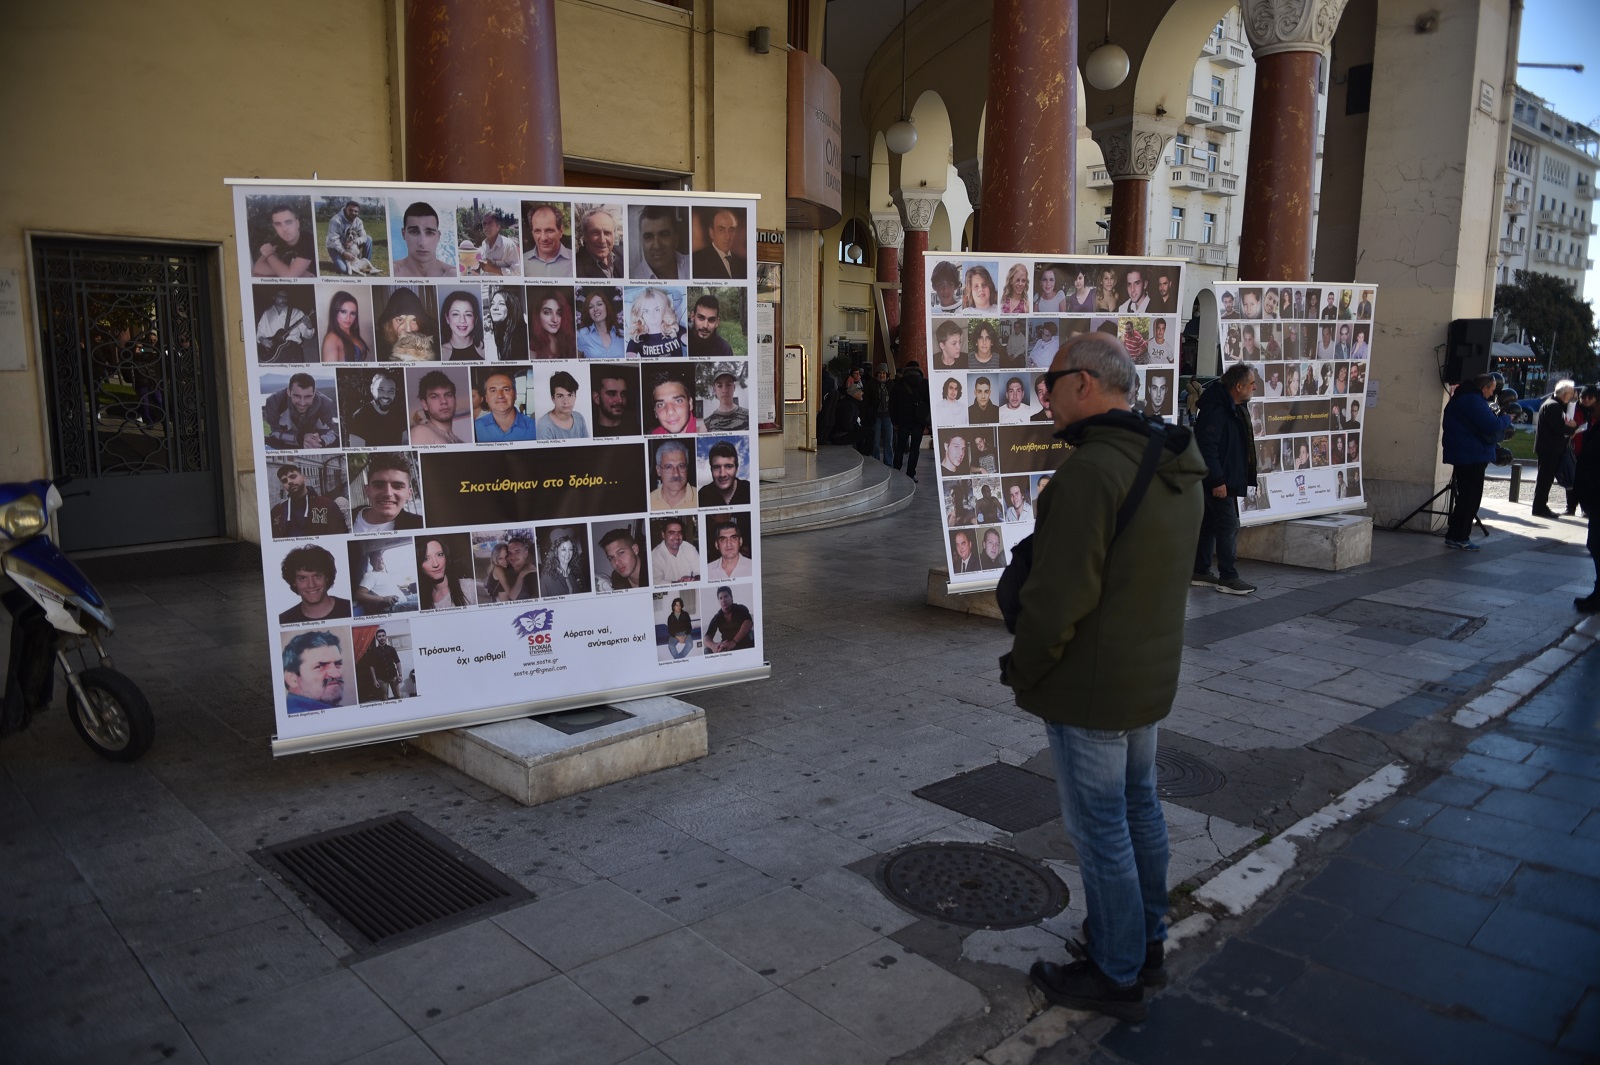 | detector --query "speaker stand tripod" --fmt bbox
[1394,473,1487,538]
